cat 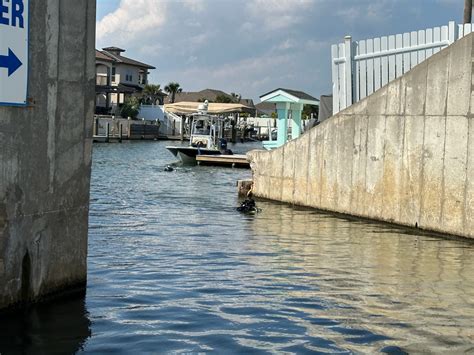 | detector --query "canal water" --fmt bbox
[1,141,474,354]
